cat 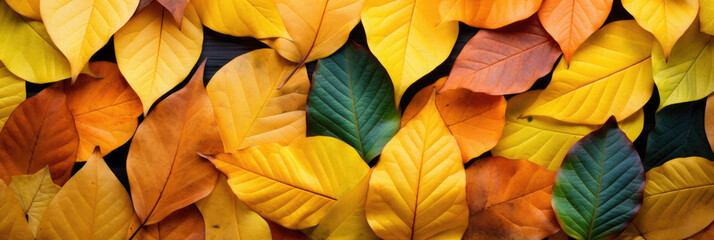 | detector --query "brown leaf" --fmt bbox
[402,77,506,162]
[0,82,78,185]
[127,60,222,225]
[133,205,205,240]
[441,17,561,95]
[268,221,309,240]
[65,61,143,161]
[155,0,189,25]
[464,156,559,240]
